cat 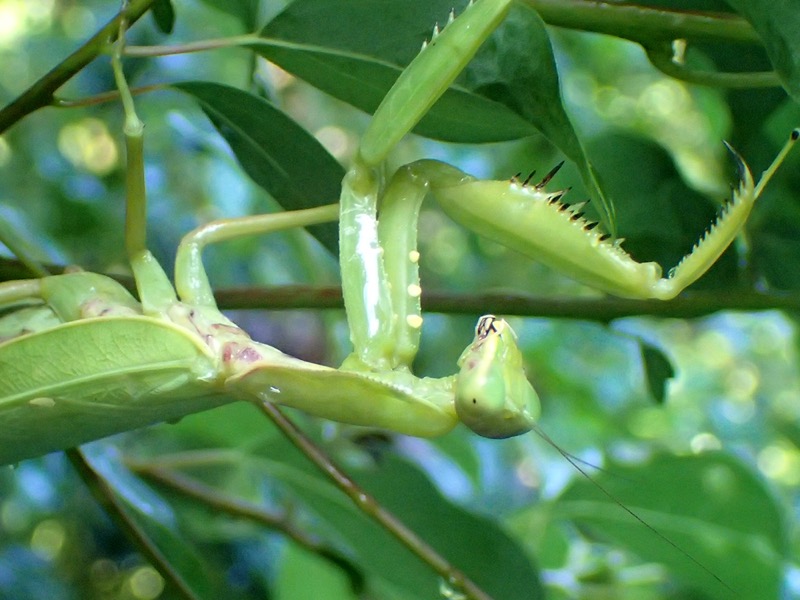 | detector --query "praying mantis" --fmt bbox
[0,0,795,467]
[0,1,797,597]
